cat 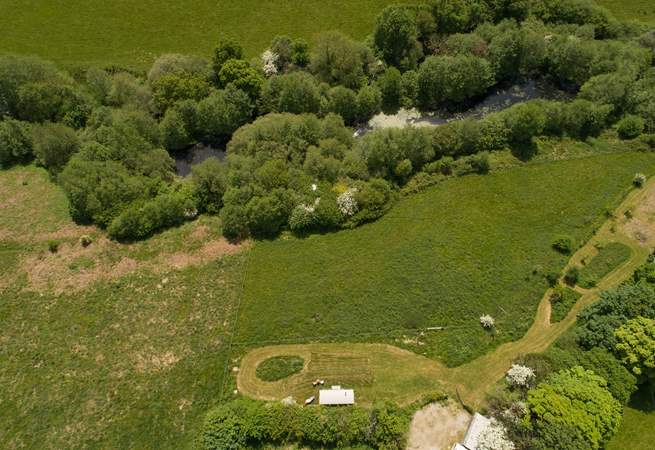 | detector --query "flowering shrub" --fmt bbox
[261,50,279,77]
[633,173,646,187]
[505,364,535,387]
[337,188,358,216]
[477,420,515,450]
[480,314,495,328]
